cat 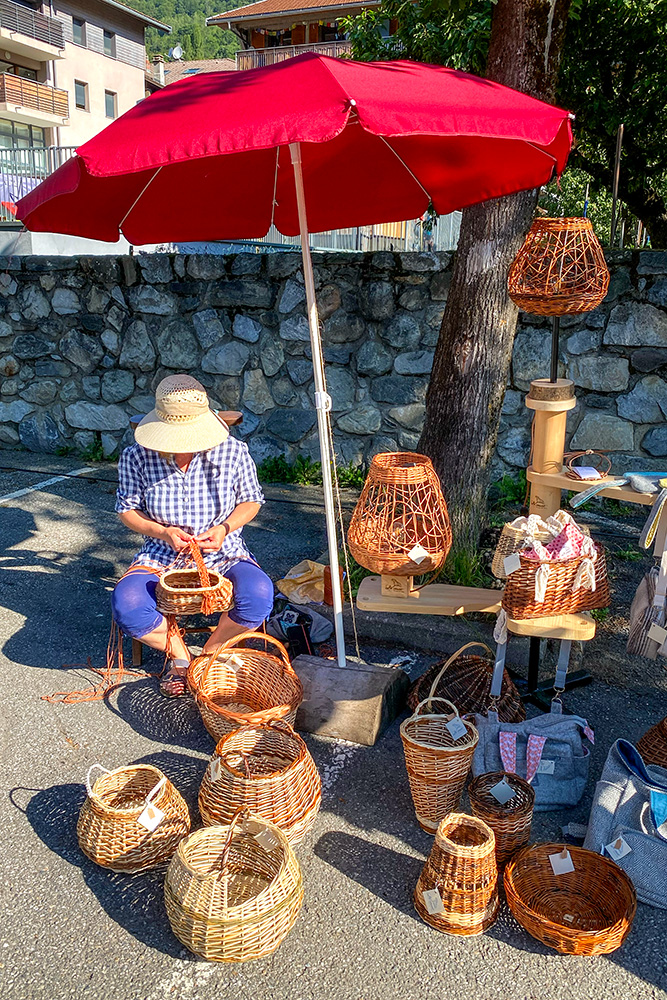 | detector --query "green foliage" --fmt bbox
[488,469,527,510]
[611,545,643,562]
[539,169,614,246]
[257,454,366,488]
[55,444,75,457]
[79,433,107,462]
[439,545,493,588]
[342,553,374,598]
[129,0,245,61]
[590,607,610,623]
